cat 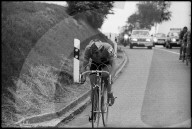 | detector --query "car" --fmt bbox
[129,29,153,49]
[165,31,180,49]
[153,33,167,47]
